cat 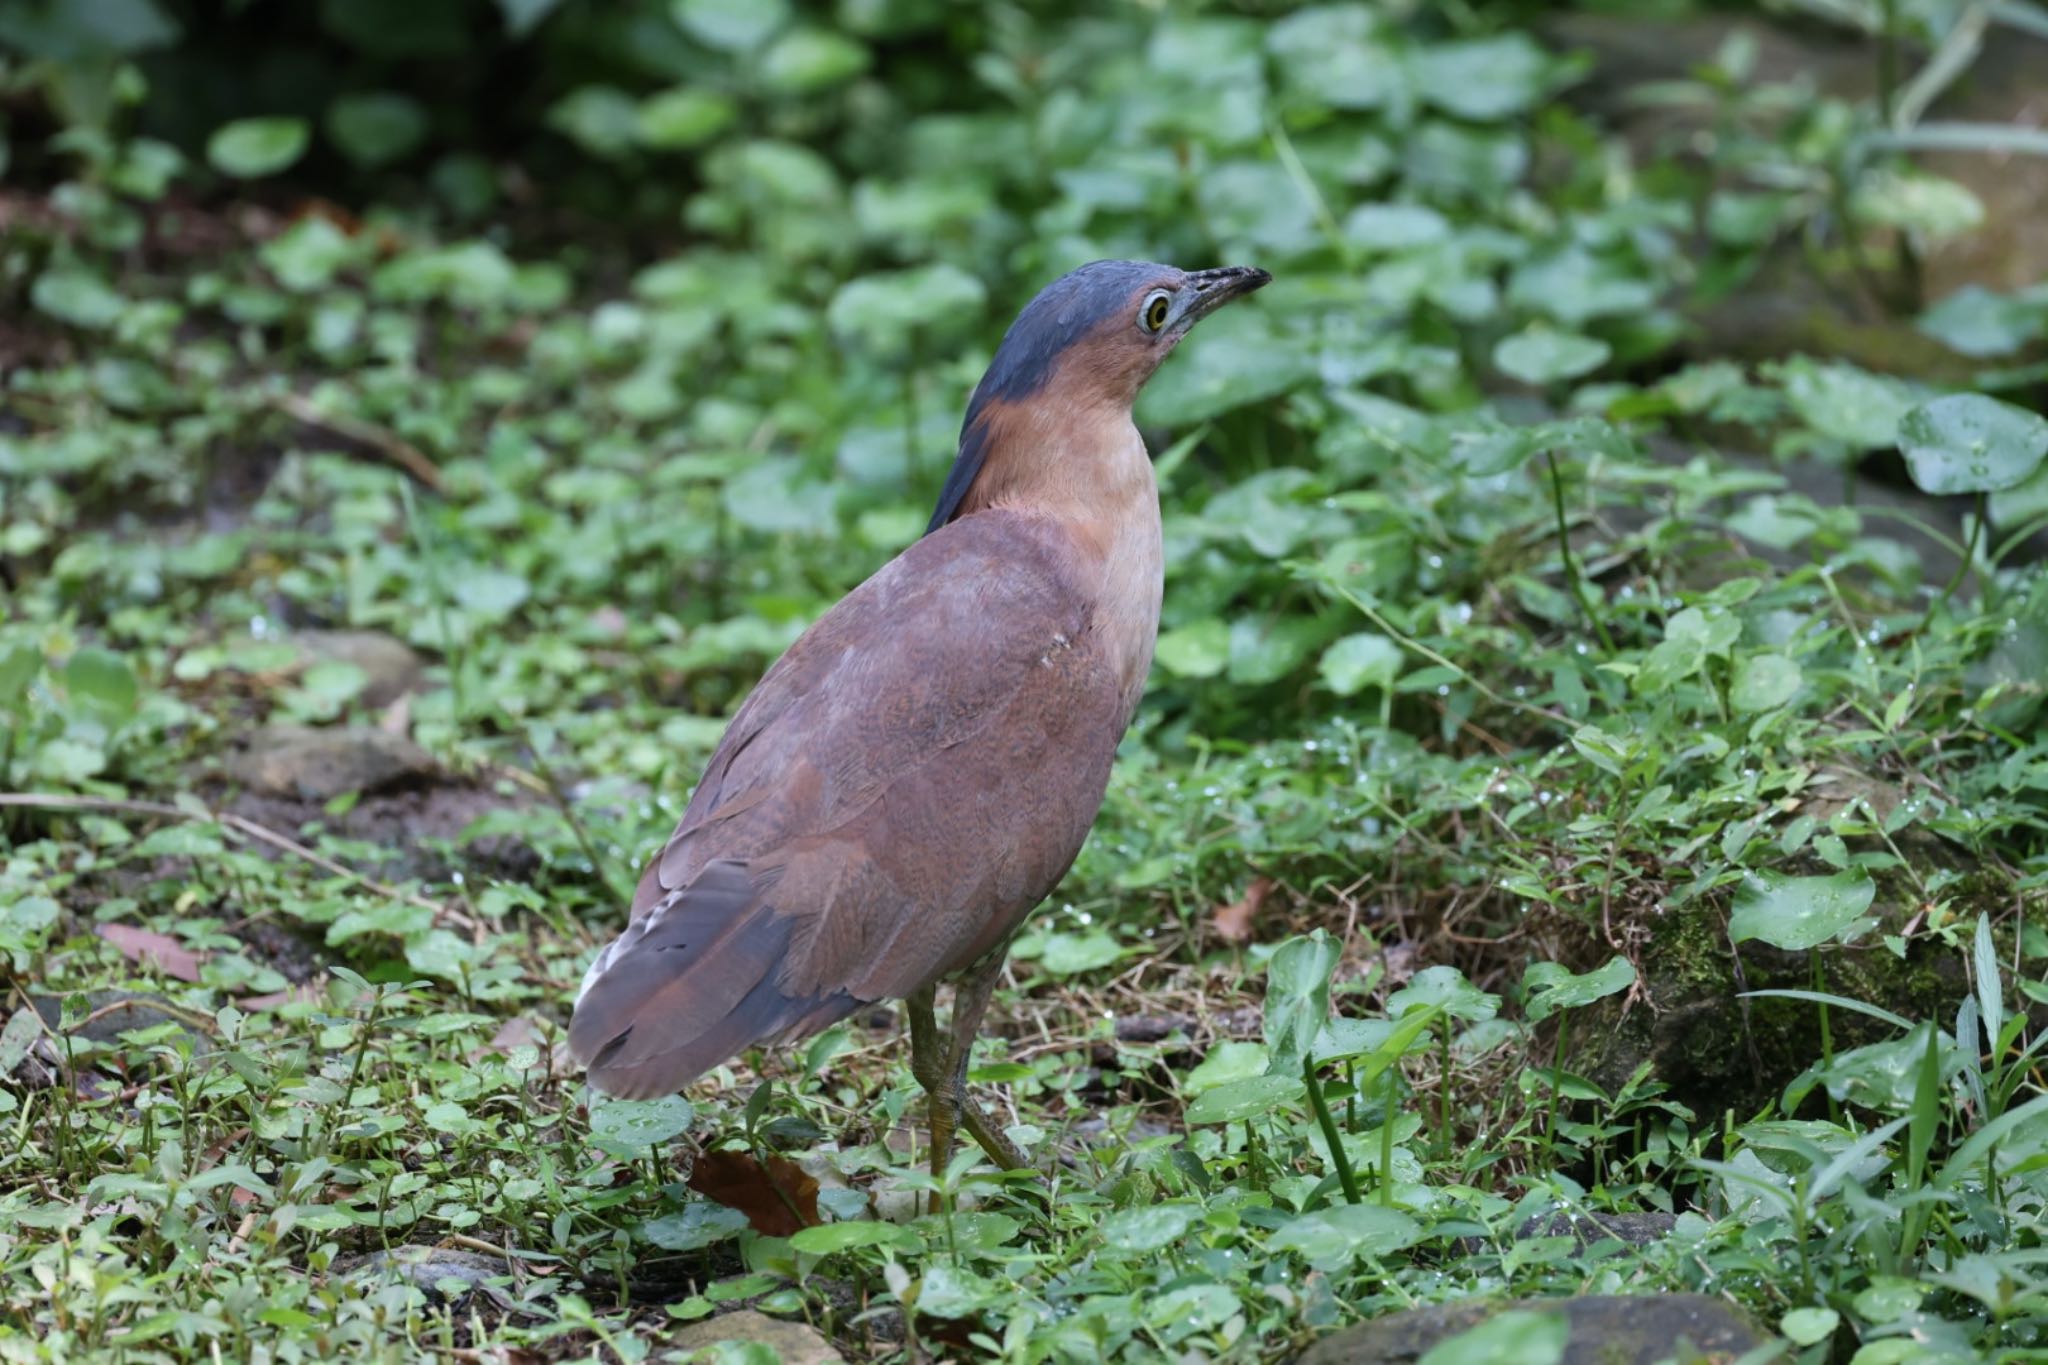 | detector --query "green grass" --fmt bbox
[4,0,2048,1361]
